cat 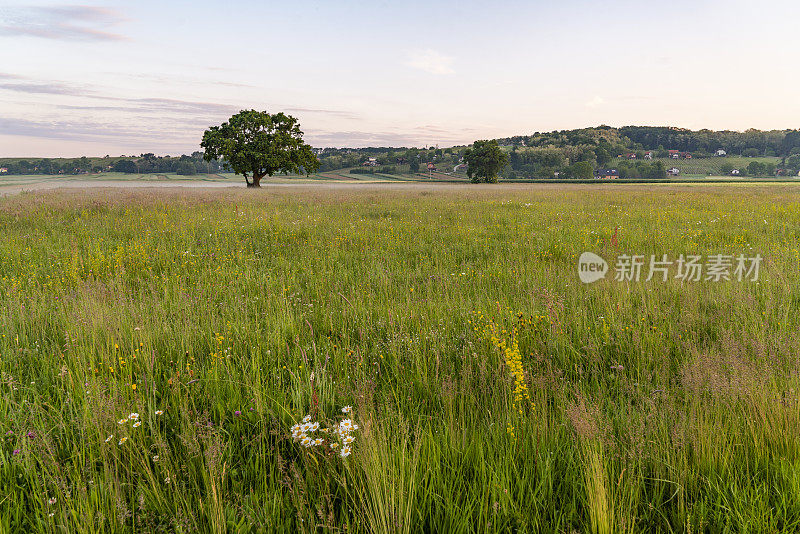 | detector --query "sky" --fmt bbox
[1,0,799,157]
